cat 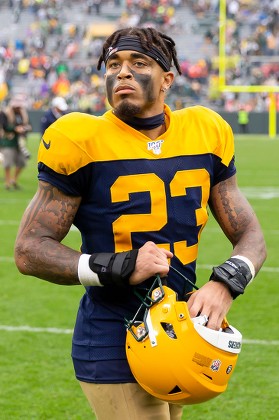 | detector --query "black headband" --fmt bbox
[104,36,171,72]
